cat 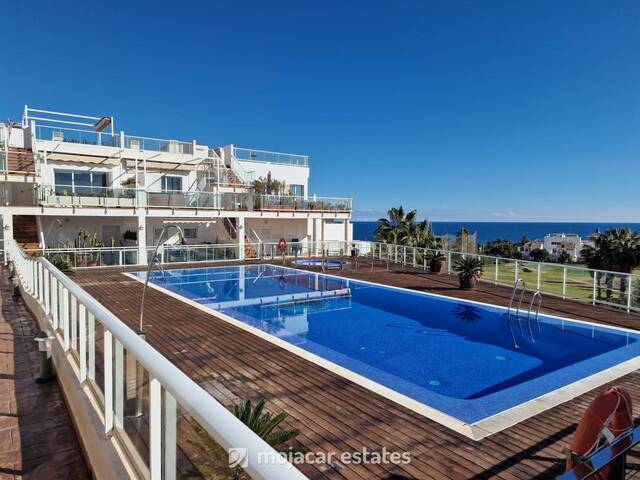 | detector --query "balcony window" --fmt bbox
[161,175,182,192]
[54,170,107,196]
[289,184,304,197]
